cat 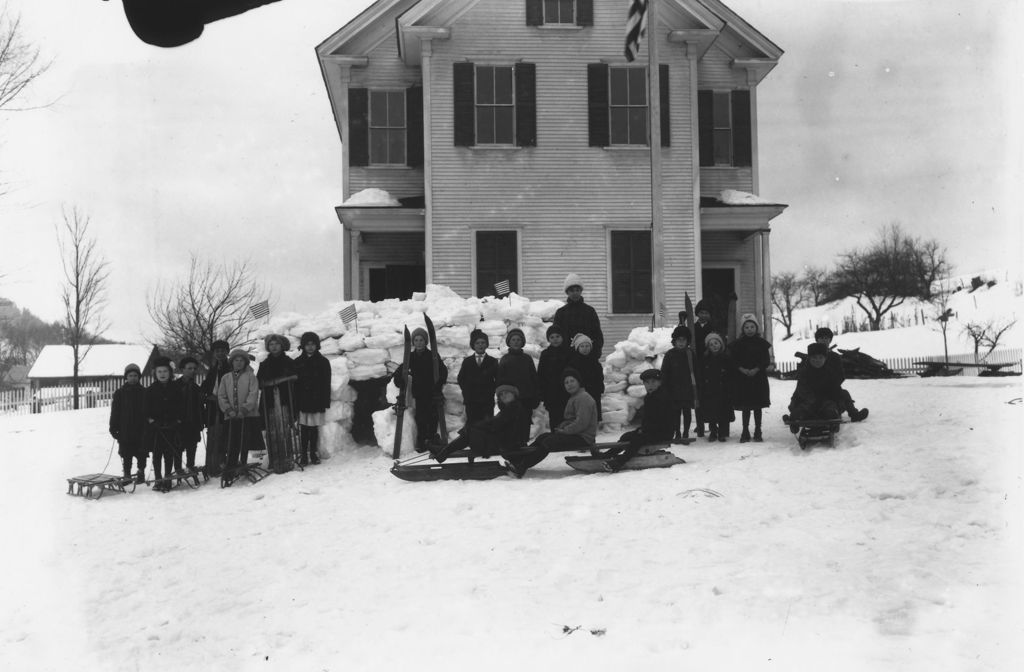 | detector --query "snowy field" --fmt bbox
[2,377,1022,671]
